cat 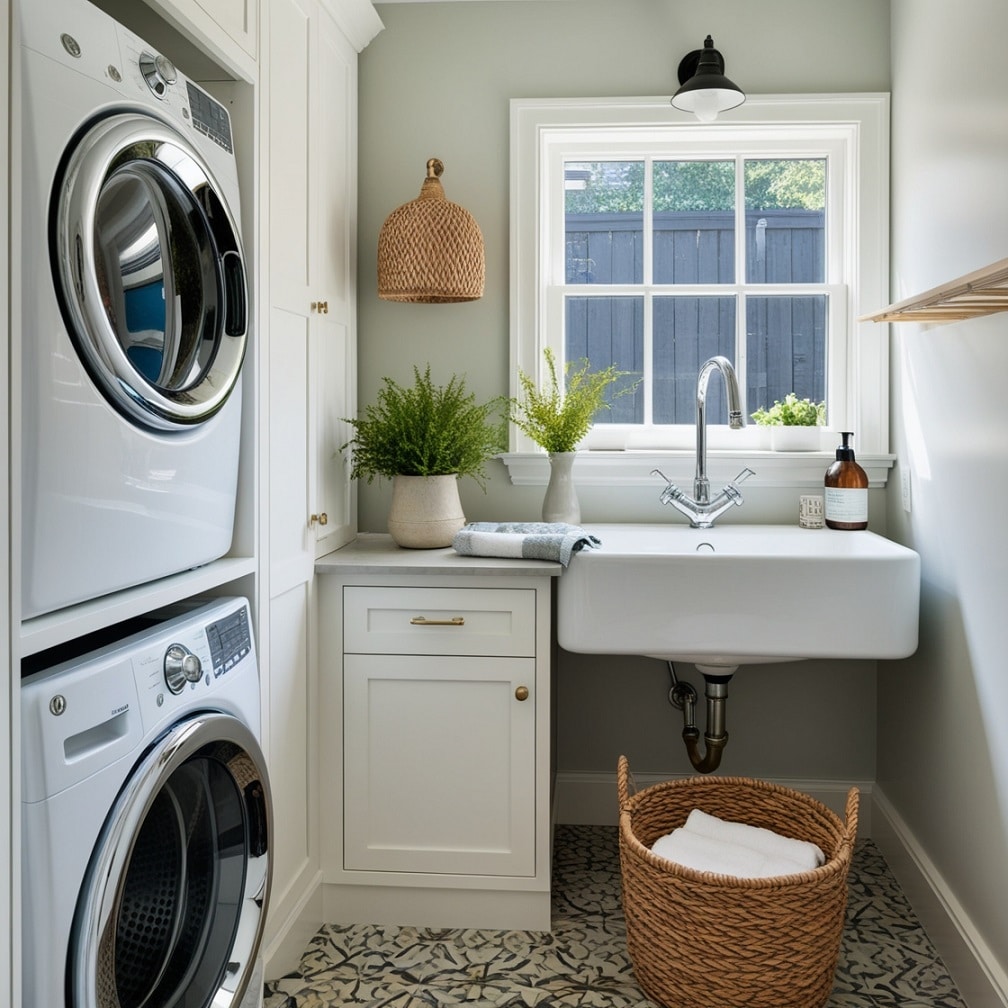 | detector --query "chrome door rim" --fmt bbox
[52,111,248,430]
[70,712,272,1008]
